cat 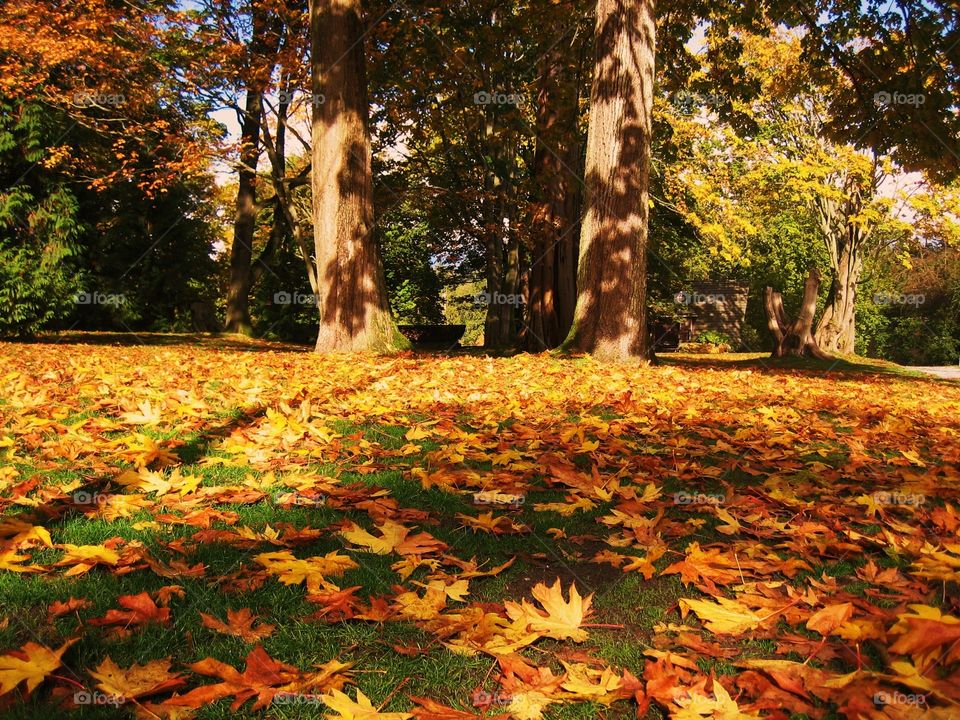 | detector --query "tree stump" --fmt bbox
[764,267,832,360]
